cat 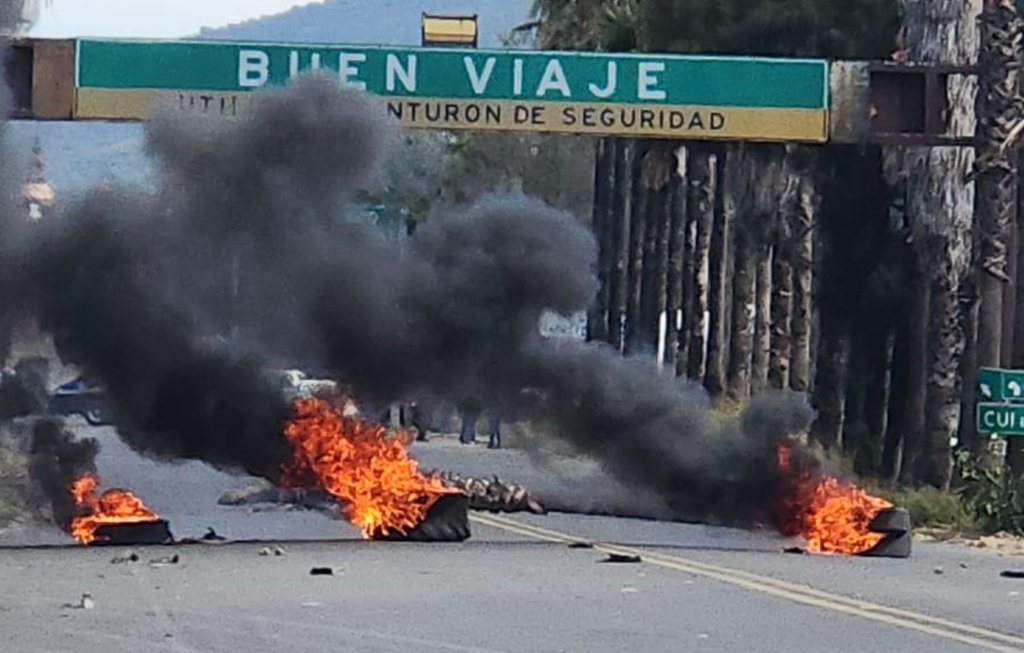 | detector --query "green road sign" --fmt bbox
[977,367,1024,401]
[976,402,1024,435]
[73,39,829,142]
